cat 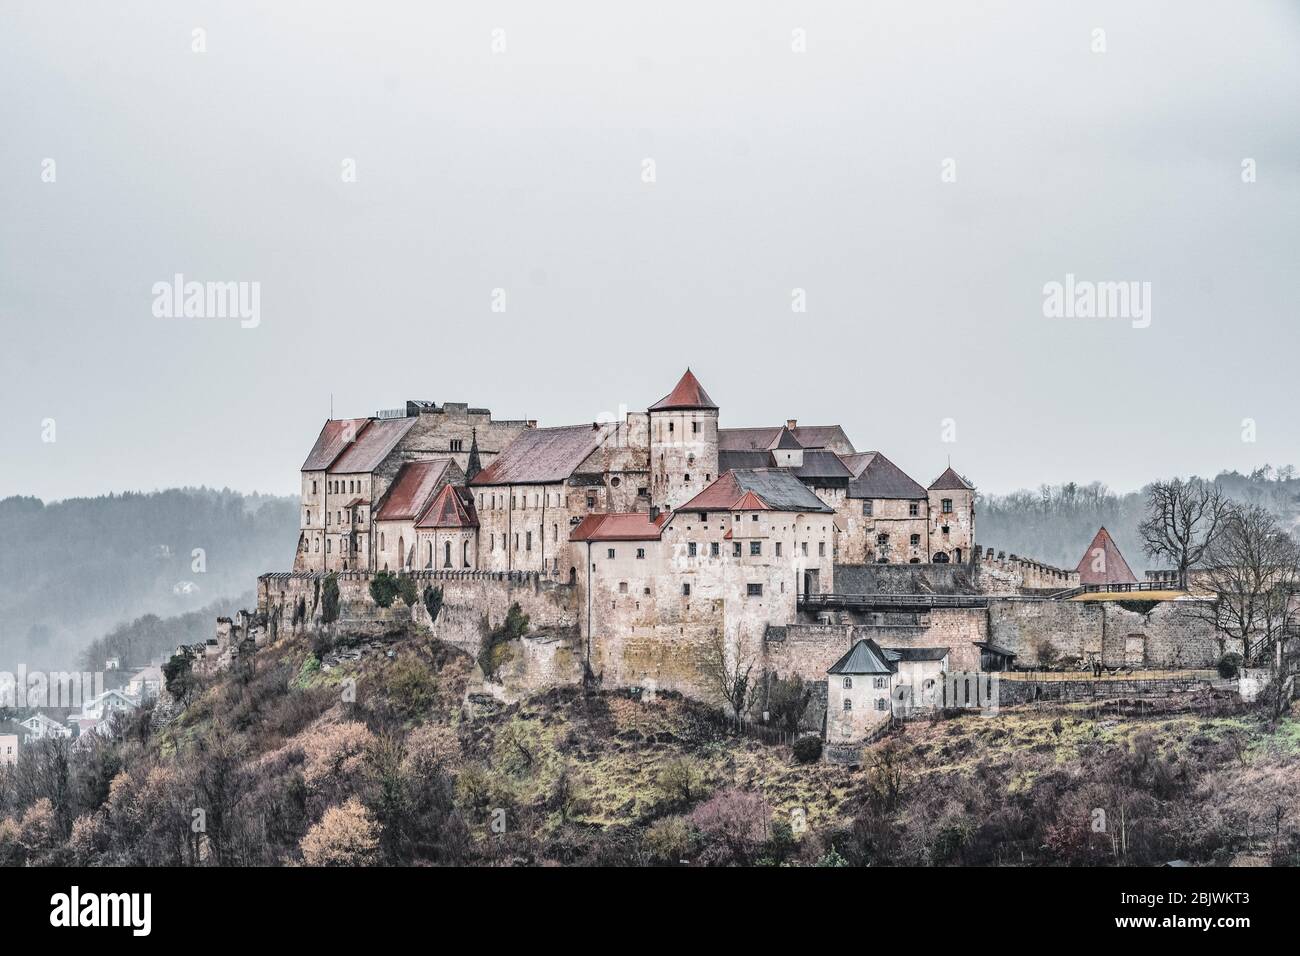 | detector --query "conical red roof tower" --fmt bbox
[1075,527,1138,585]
